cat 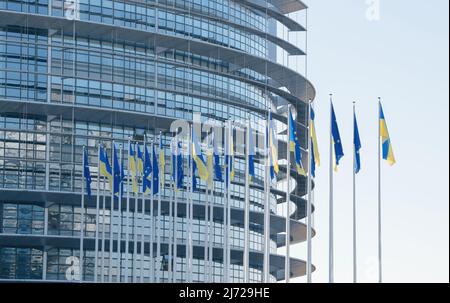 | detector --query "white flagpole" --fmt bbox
[156,132,162,283]
[244,121,251,283]
[94,144,101,283]
[101,174,107,283]
[225,120,232,283]
[125,138,131,283]
[353,102,357,283]
[263,111,271,283]
[80,146,86,282]
[329,96,334,284]
[117,144,124,282]
[133,142,139,283]
[173,135,179,283]
[307,101,313,283]
[205,132,211,282]
[378,97,383,283]
[109,141,115,283]
[150,141,155,283]
[140,138,146,283]
[168,139,174,283]
[188,125,193,283]
[285,105,291,283]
